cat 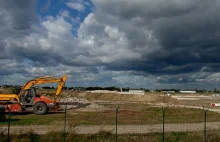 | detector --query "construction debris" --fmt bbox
[58,97,107,112]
